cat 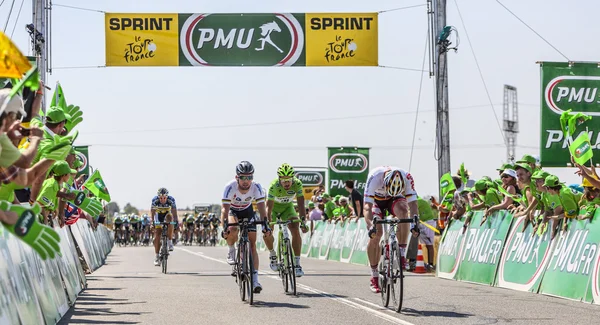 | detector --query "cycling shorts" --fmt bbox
[373,197,408,218]
[272,203,297,222]
[229,206,257,232]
